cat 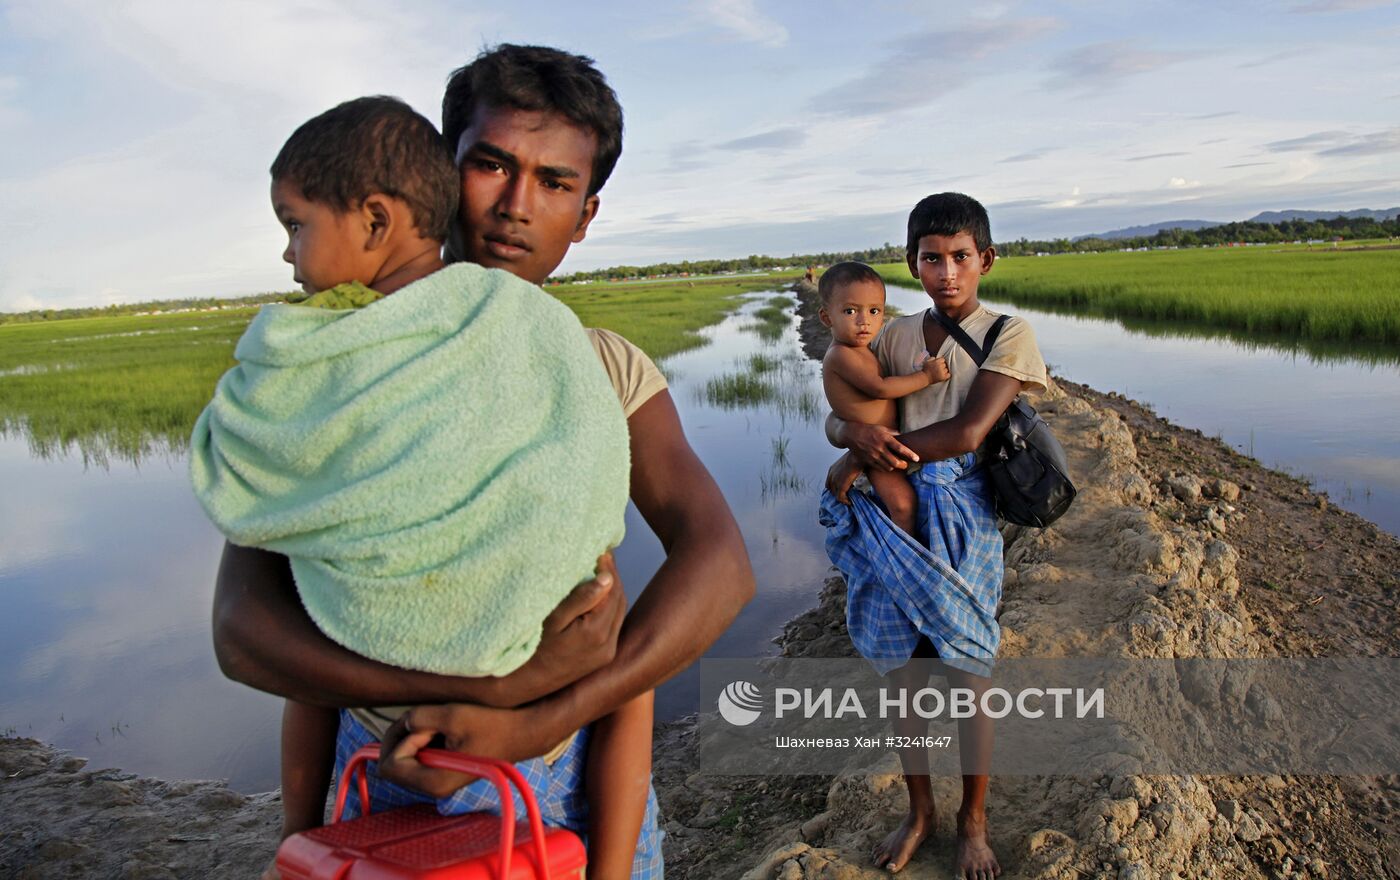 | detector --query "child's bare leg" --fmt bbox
[946,667,1000,879]
[872,659,936,874]
[262,700,339,880]
[585,691,654,880]
[868,467,919,537]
